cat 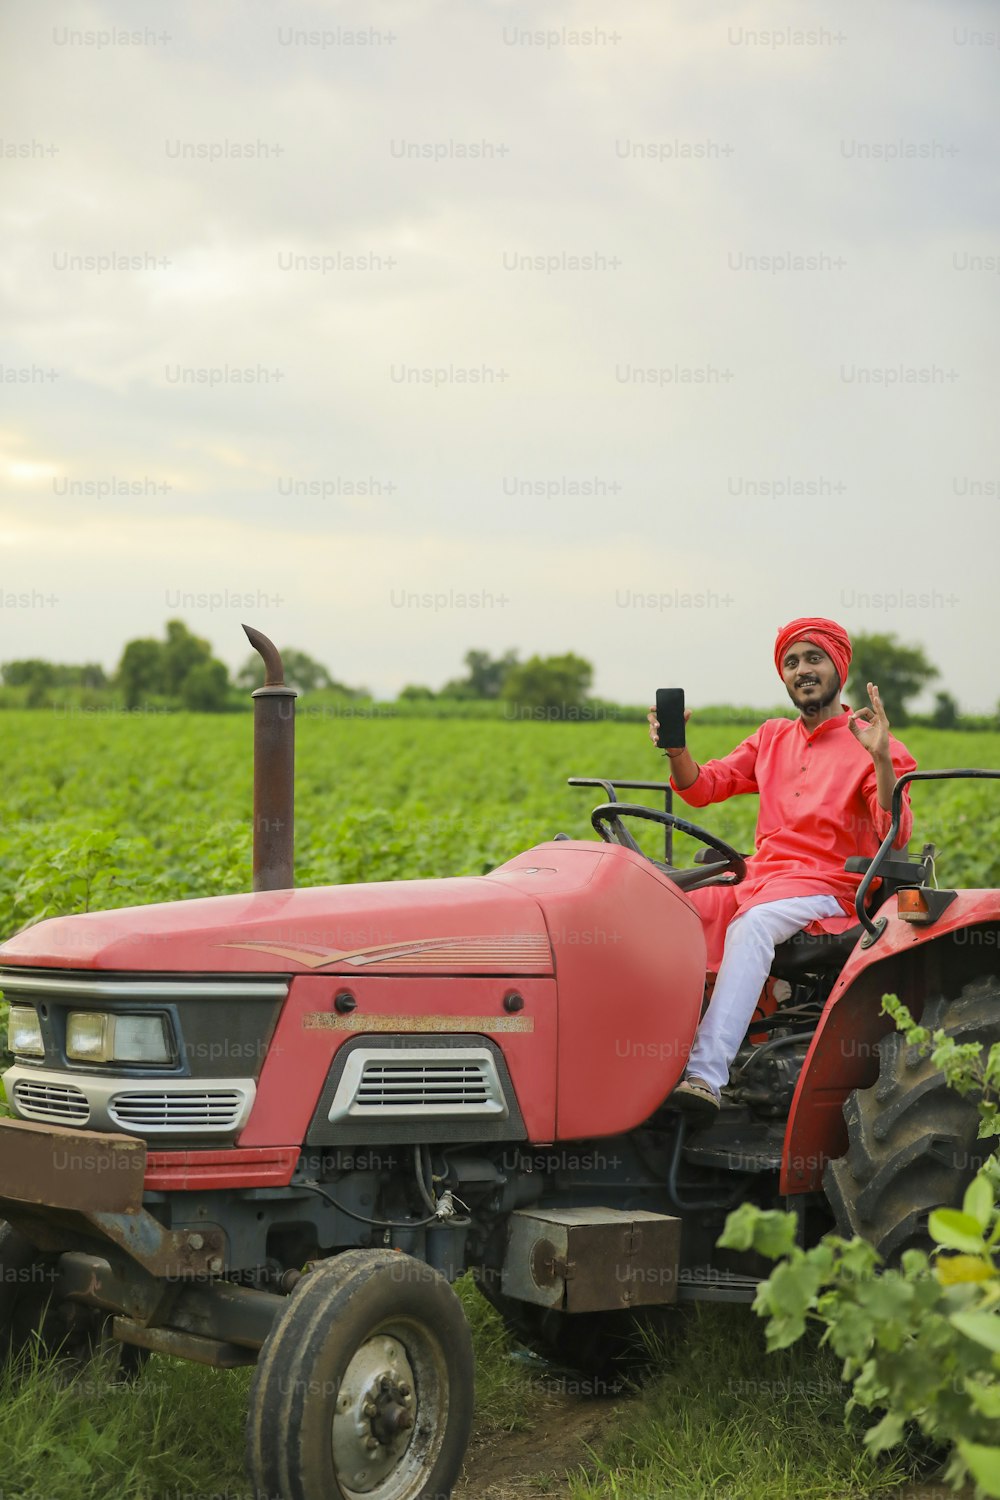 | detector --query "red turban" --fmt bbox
[774,617,852,688]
